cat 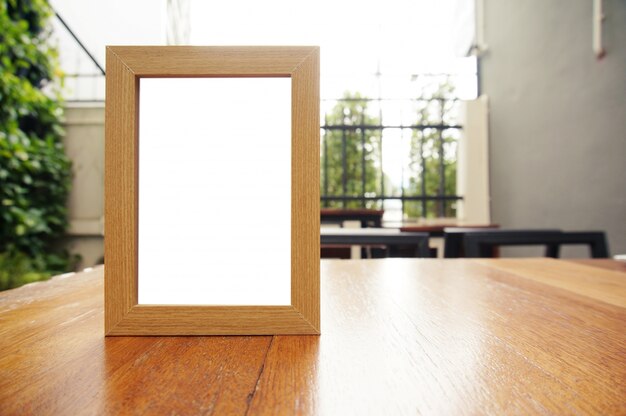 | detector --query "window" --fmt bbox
[52,0,478,223]
[321,70,475,222]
